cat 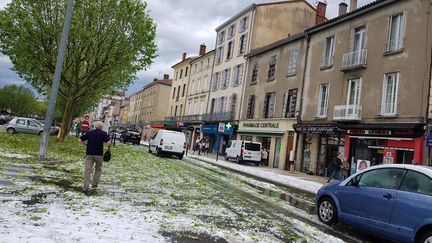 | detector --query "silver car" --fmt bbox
[6,117,55,135]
